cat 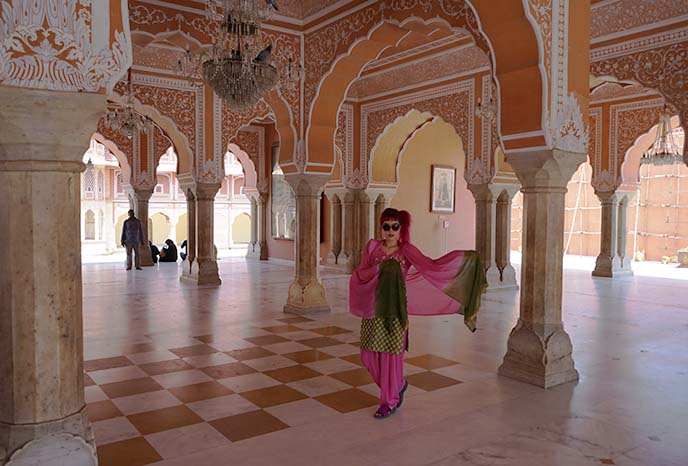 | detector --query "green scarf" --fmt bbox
[374,259,408,331]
